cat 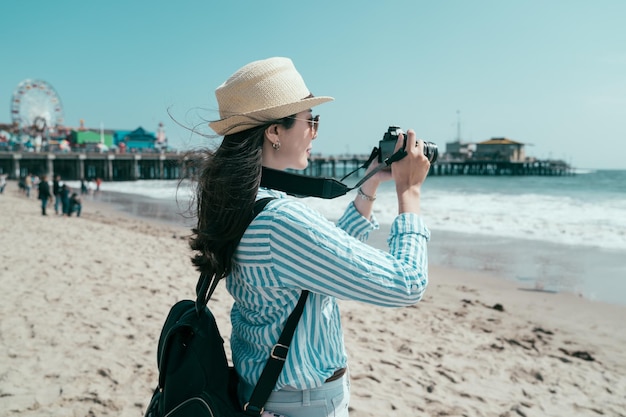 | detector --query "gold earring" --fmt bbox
[272,141,280,150]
